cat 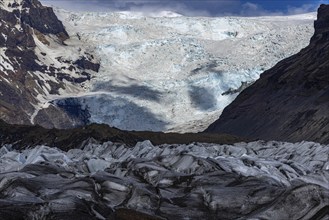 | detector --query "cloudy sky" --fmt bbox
[40,0,328,16]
